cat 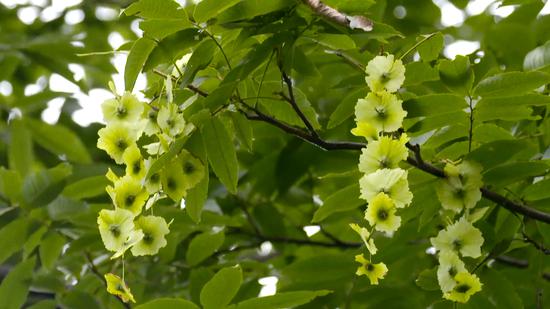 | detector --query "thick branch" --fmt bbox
[178,74,550,224]
[301,0,373,31]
